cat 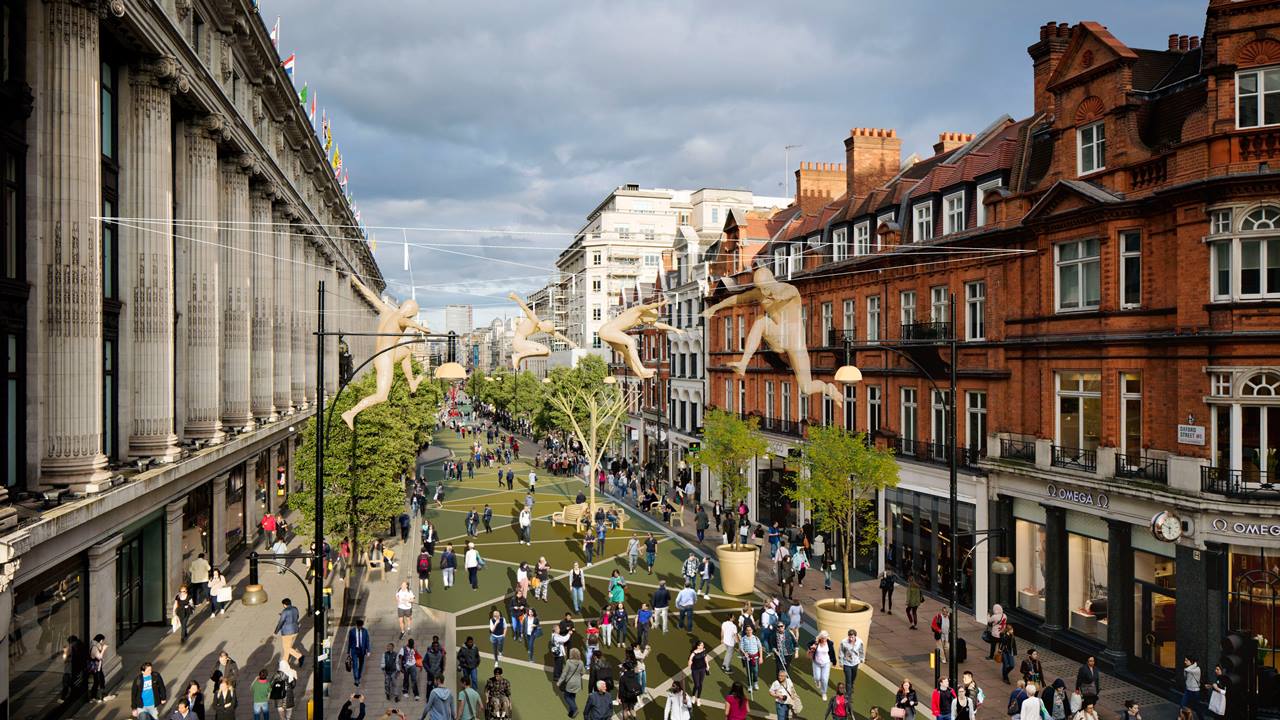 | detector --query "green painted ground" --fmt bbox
[418,426,904,720]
